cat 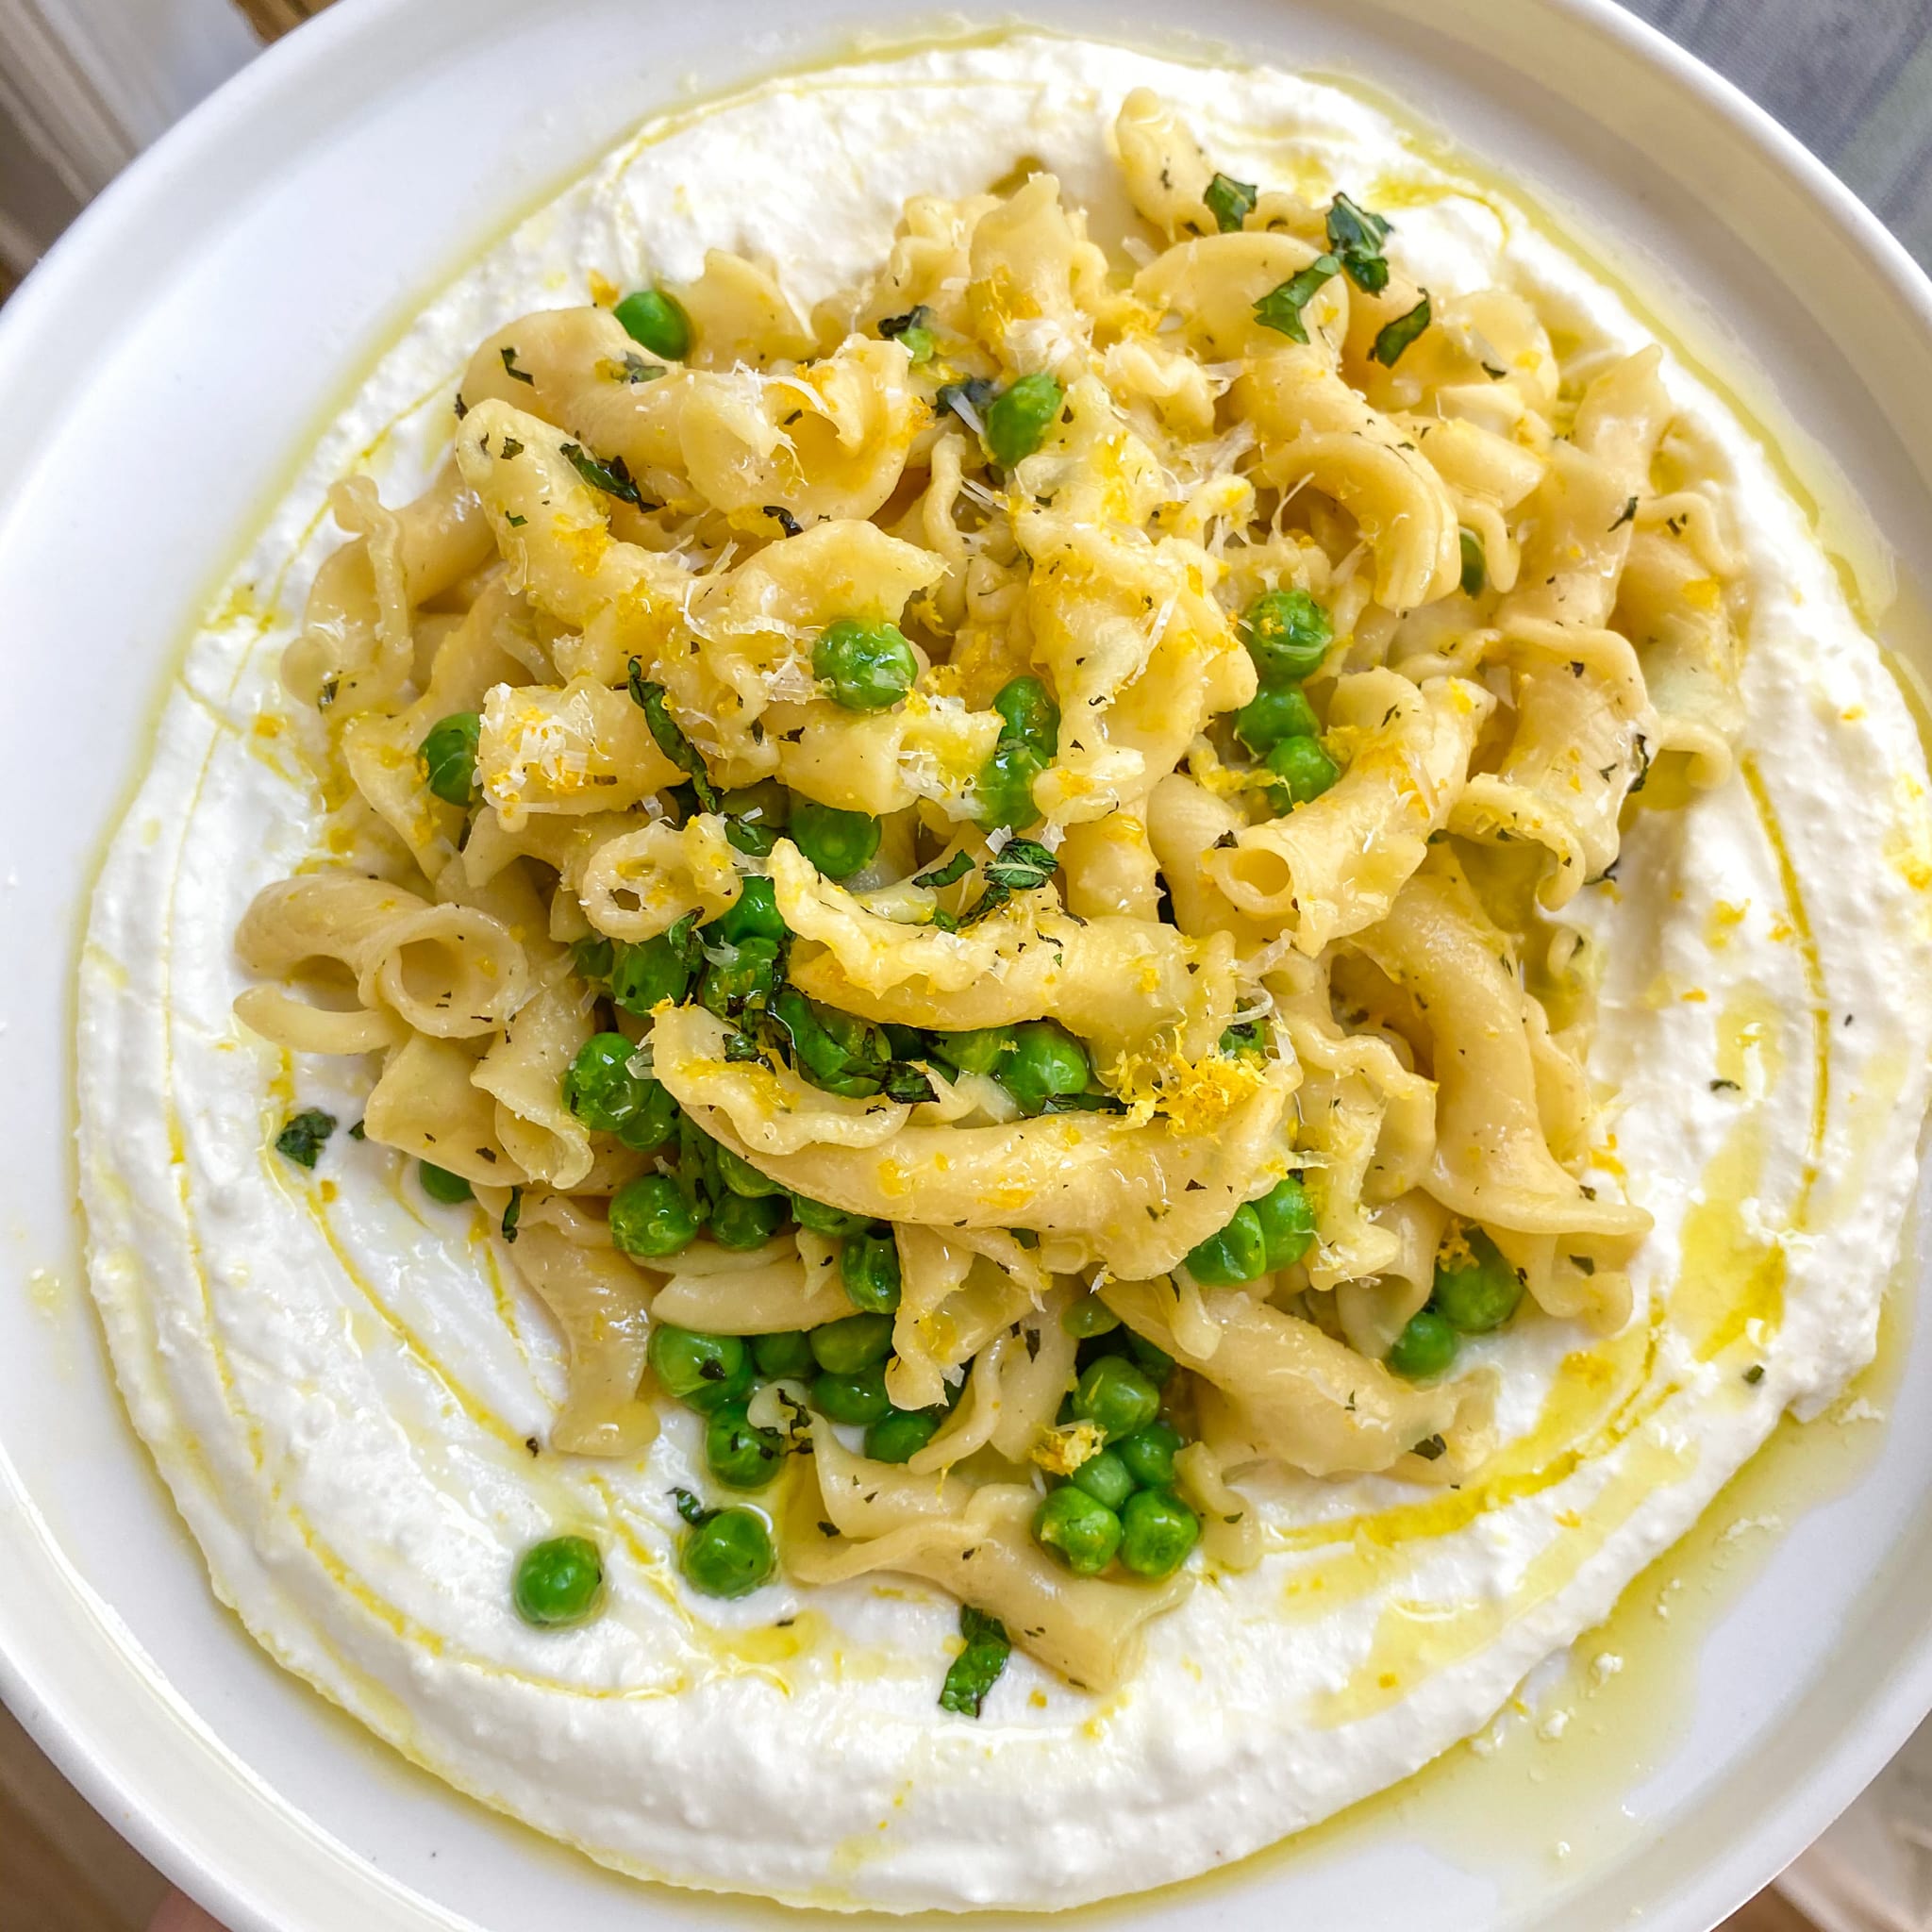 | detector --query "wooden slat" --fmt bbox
[232,0,336,40]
